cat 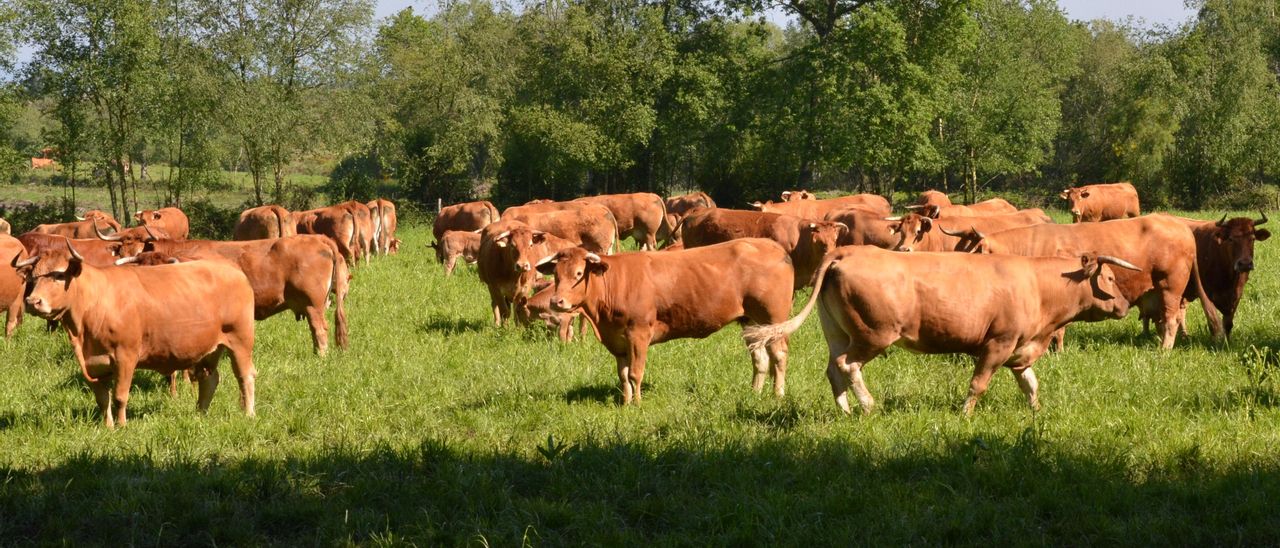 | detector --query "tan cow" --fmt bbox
[118,235,349,356]
[574,193,668,250]
[781,190,816,201]
[502,203,618,254]
[907,198,1019,218]
[336,201,375,264]
[824,208,914,249]
[0,234,25,336]
[742,246,1139,415]
[296,206,359,265]
[916,190,952,208]
[476,220,579,327]
[884,209,1053,252]
[752,194,892,220]
[135,207,190,239]
[19,233,126,267]
[235,205,296,240]
[1060,182,1140,222]
[366,198,398,255]
[14,241,257,427]
[430,230,481,276]
[536,240,799,403]
[434,201,500,240]
[31,217,118,239]
[680,208,845,289]
[971,214,1223,348]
